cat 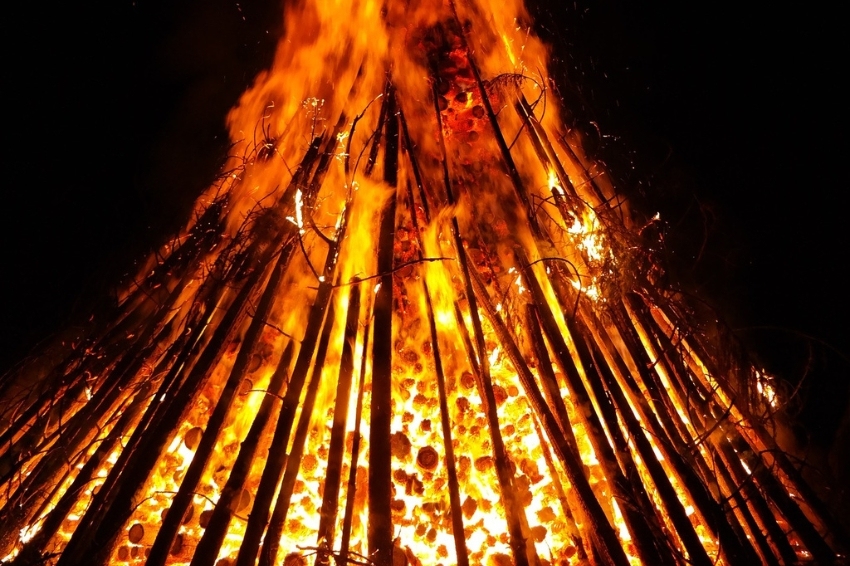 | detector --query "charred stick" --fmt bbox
[453,303,480,378]
[316,285,362,564]
[568,314,679,565]
[429,76,485,377]
[366,212,394,566]
[466,261,625,566]
[511,97,585,230]
[653,302,848,551]
[714,439,797,563]
[368,82,398,566]
[725,415,836,562]
[338,309,371,565]
[592,310,747,552]
[581,309,720,565]
[0,373,81,457]
[637,299,772,536]
[529,276,672,565]
[189,342,295,566]
[5,96,332,564]
[13,377,154,564]
[146,245,292,566]
[0,347,82,420]
[635,303,743,468]
[623,296,709,440]
[523,305,580,458]
[115,195,229,319]
[236,132,359,566]
[641,307,718,438]
[708,444,783,566]
[364,88,390,178]
[542,260,736,565]
[397,103,433,220]
[5,384,142,554]
[516,258,663,563]
[1,309,183,522]
[259,299,338,566]
[627,298,764,563]
[62,189,297,464]
[586,315,758,561]
[0,386,79,494]
[58,253,269,566]
[421,283,469,566]
[35,213,225,402]
[595,355,710,565]
[514,96,577,201]
[0,293,152,439]
[302,107,360,227]
[344,83,381,183]
[50,297,218,566]
[92,254,200,355]
[0,371,100,476]
[53,338,202,561]
[553,129,610,209]
[609,300,694,456]
[757,449,847,555]
[430,85,538,562]
[0,224,201,440]
[234,278,336,566]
